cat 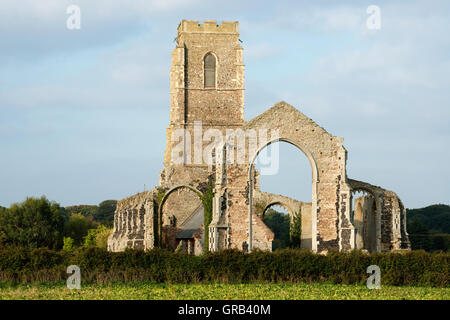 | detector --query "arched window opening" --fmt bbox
[204,53,216,88]
[159,186,204,255]
[252,141,313,251]
[263,204,290,250]
[350,189,377,252]
[254,142,311,202]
